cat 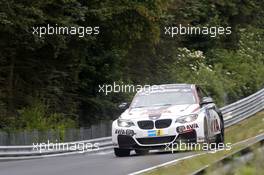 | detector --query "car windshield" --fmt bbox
[131,90,196,108]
